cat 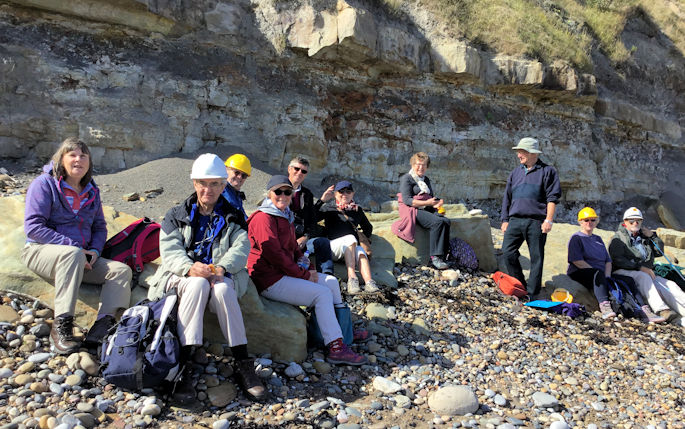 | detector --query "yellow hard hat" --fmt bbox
[577,207,598,221]
[551,288,573,303]
[224,154,252,176]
